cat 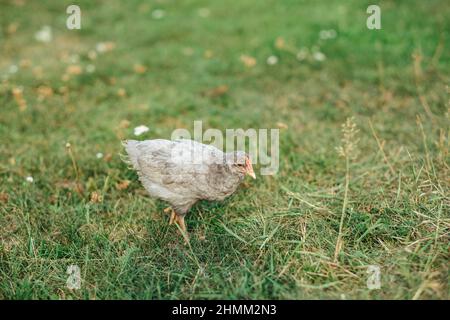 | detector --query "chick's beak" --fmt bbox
[245,158,256,179]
